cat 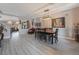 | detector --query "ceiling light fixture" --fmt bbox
[44,9,49,12]
[7,21,12,24]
